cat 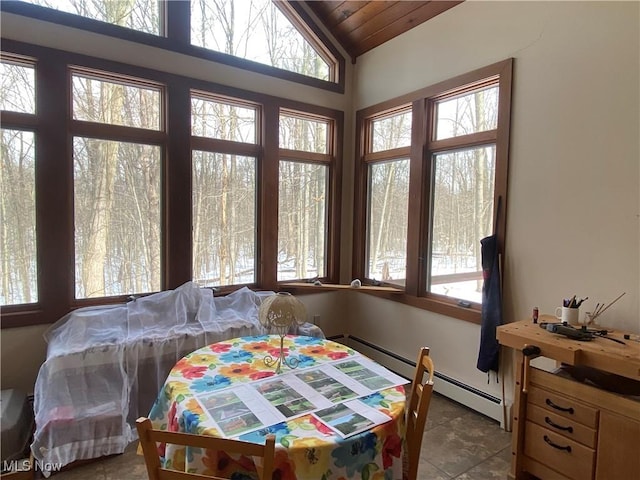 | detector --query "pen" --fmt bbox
[576,296,588,307]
